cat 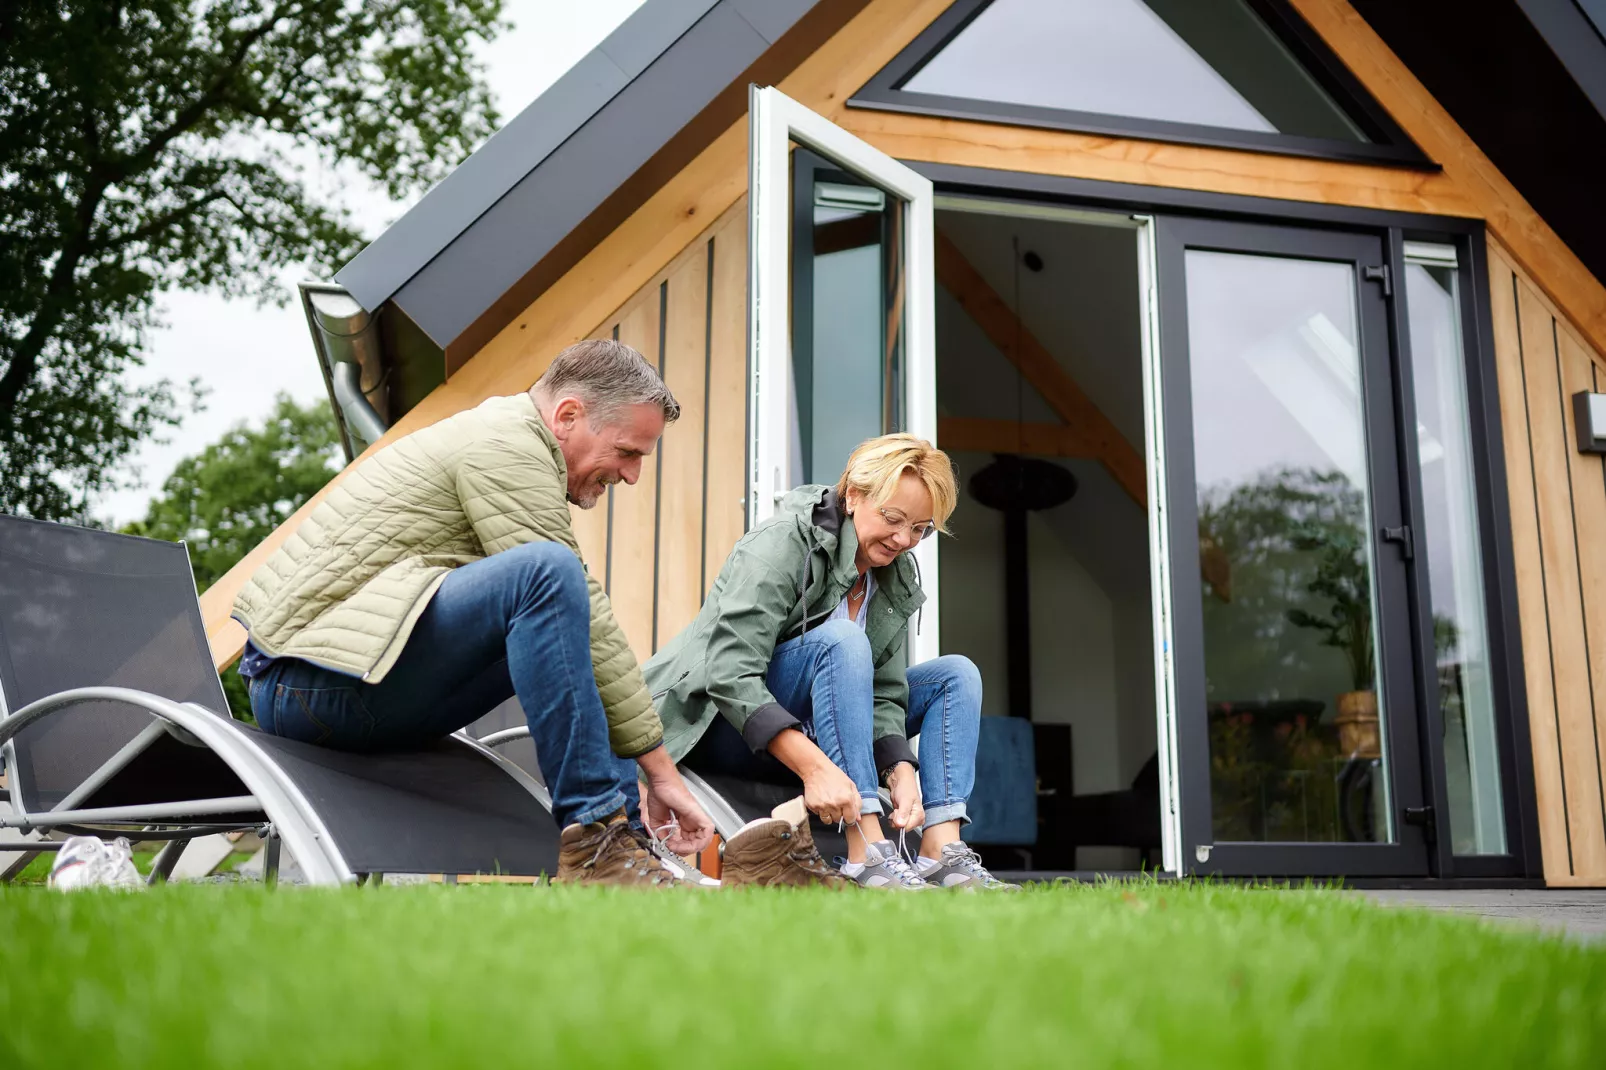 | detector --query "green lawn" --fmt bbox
[0,882,1600,1069]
